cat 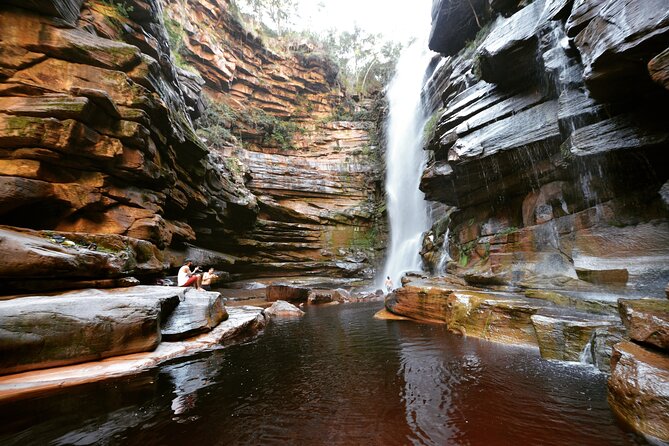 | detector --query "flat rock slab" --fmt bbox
[264,300,304,318]
[609,341,669,442]
[161,289,228,341]
[0,306,265,403]
[0,286,183,375]
[619,299,669,350]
